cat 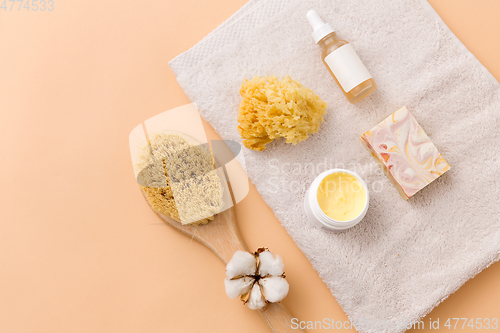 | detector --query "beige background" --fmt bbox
[1,0,499,332]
